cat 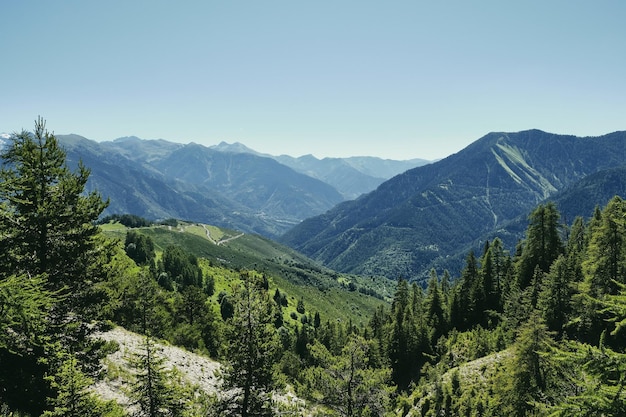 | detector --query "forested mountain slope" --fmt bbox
[280,129,626,280]
[425,164,626,278]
